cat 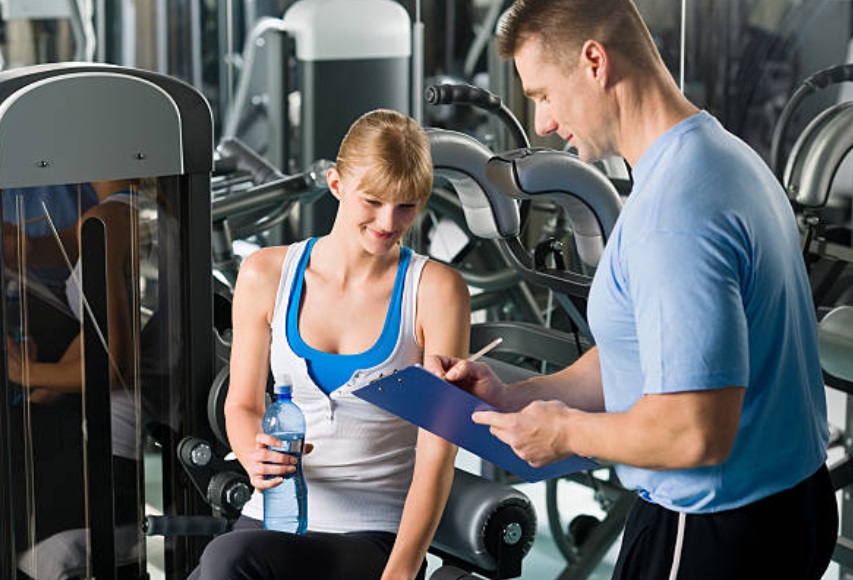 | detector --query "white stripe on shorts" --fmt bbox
[668,511,686,580]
